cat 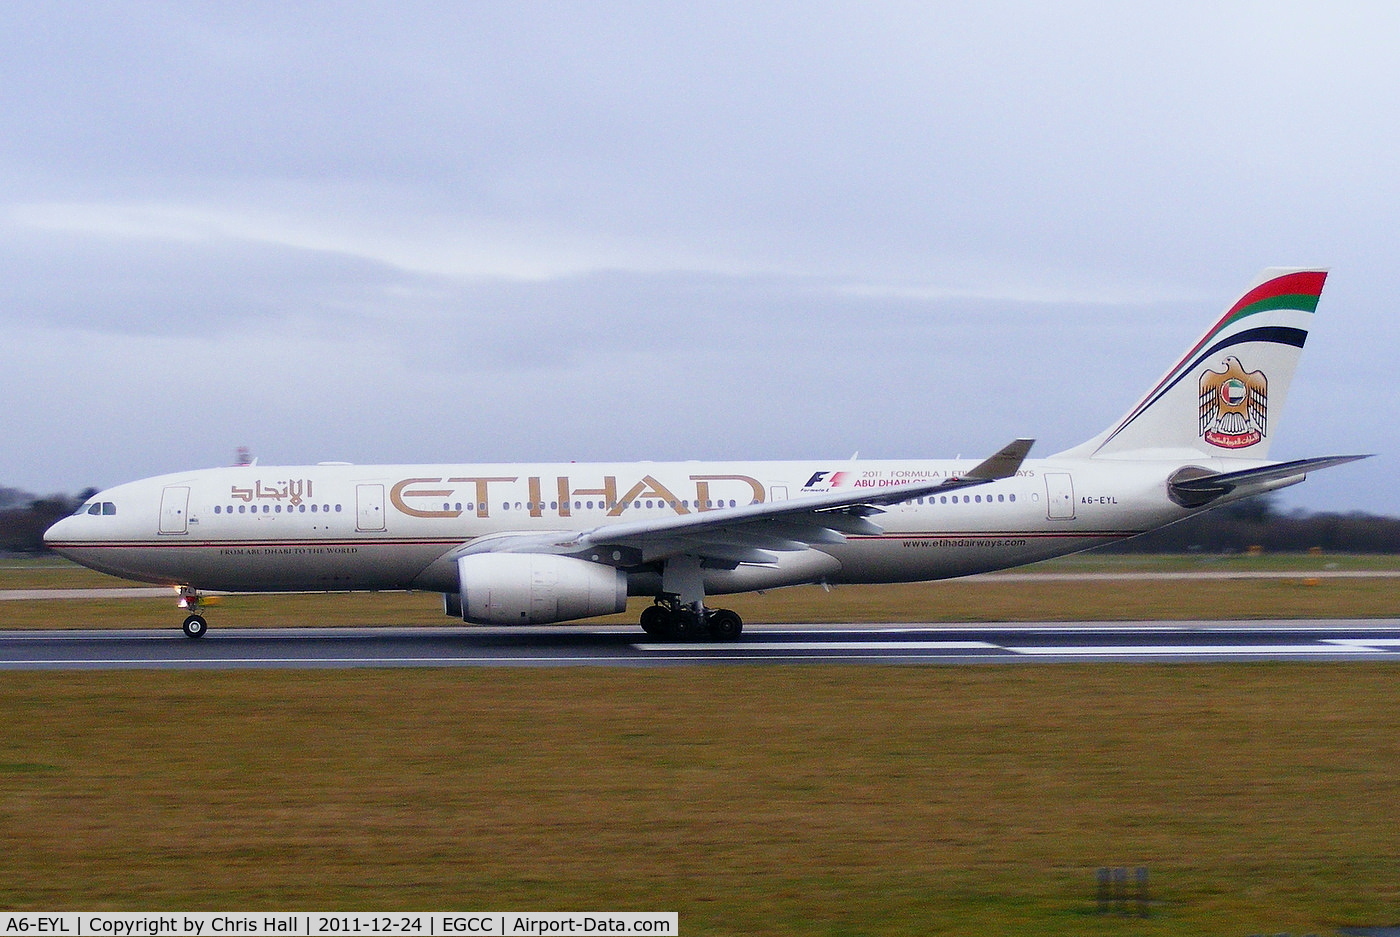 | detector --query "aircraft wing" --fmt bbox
[453,439,1034,567]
